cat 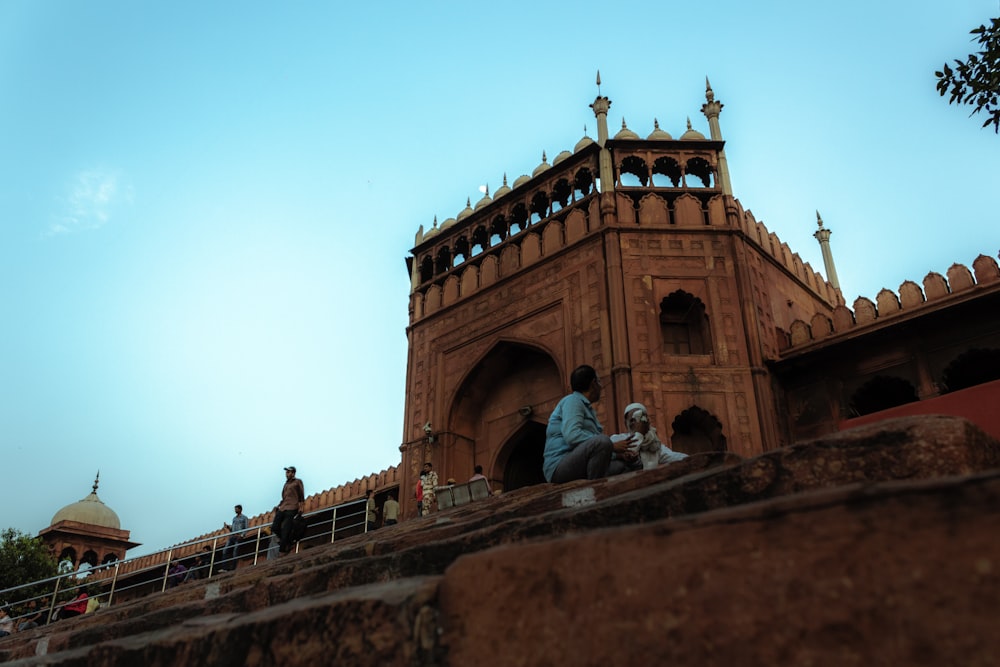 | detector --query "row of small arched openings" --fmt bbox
[619,155,714,189]
[58,546,120,568]
[419,168,596,283]
[849,348,1000,416]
